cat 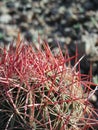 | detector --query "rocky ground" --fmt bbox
[0,0,98,83]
